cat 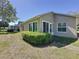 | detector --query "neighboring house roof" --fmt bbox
[21,12,76,25]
